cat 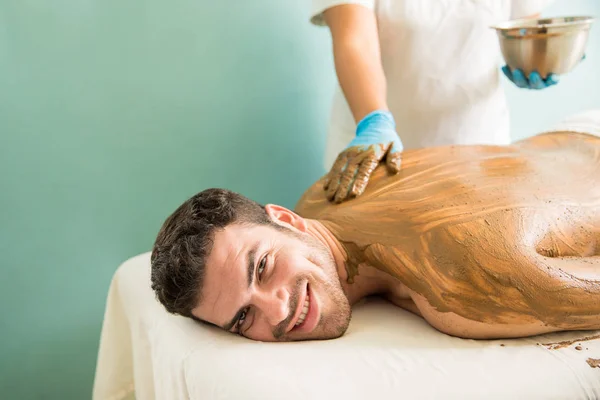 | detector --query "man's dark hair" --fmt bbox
[150,188,274,319]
